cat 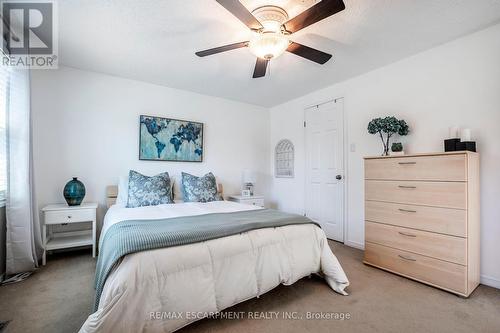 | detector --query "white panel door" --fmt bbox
[305,99,344,242]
